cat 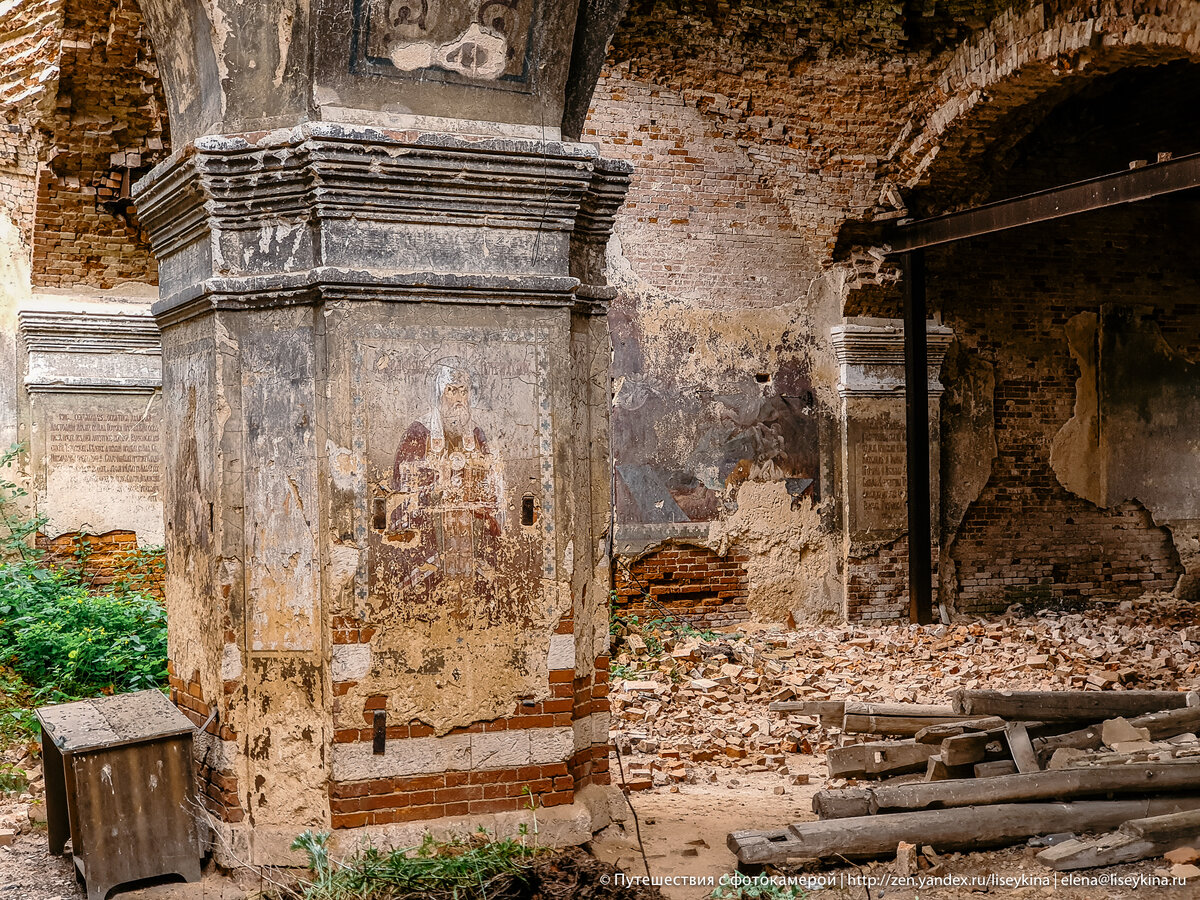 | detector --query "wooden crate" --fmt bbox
[37,690,202,900]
